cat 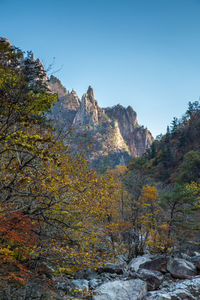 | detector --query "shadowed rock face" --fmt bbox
[49,76,81,127]
[49,77,153,169]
